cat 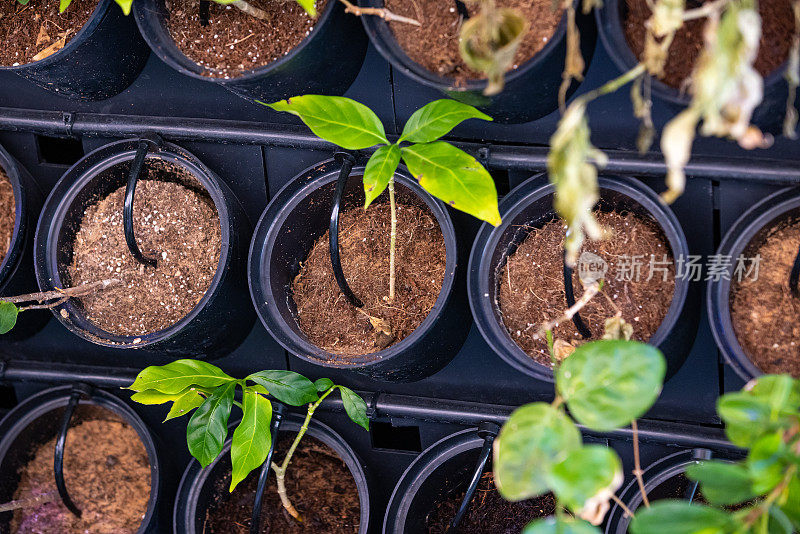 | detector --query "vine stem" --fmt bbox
[4,279,121,311]
[387,177,397,303]
[535,281,600,339]
[338,0,421,25]
[270,387,336,522]
[0,491,58,513]
[631,420,650,508]
[610,493,635,518]
[581,63,647,105]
